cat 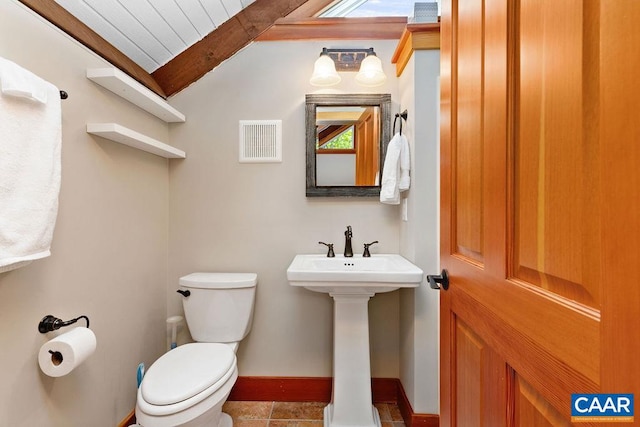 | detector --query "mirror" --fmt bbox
[306,94,392,197]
